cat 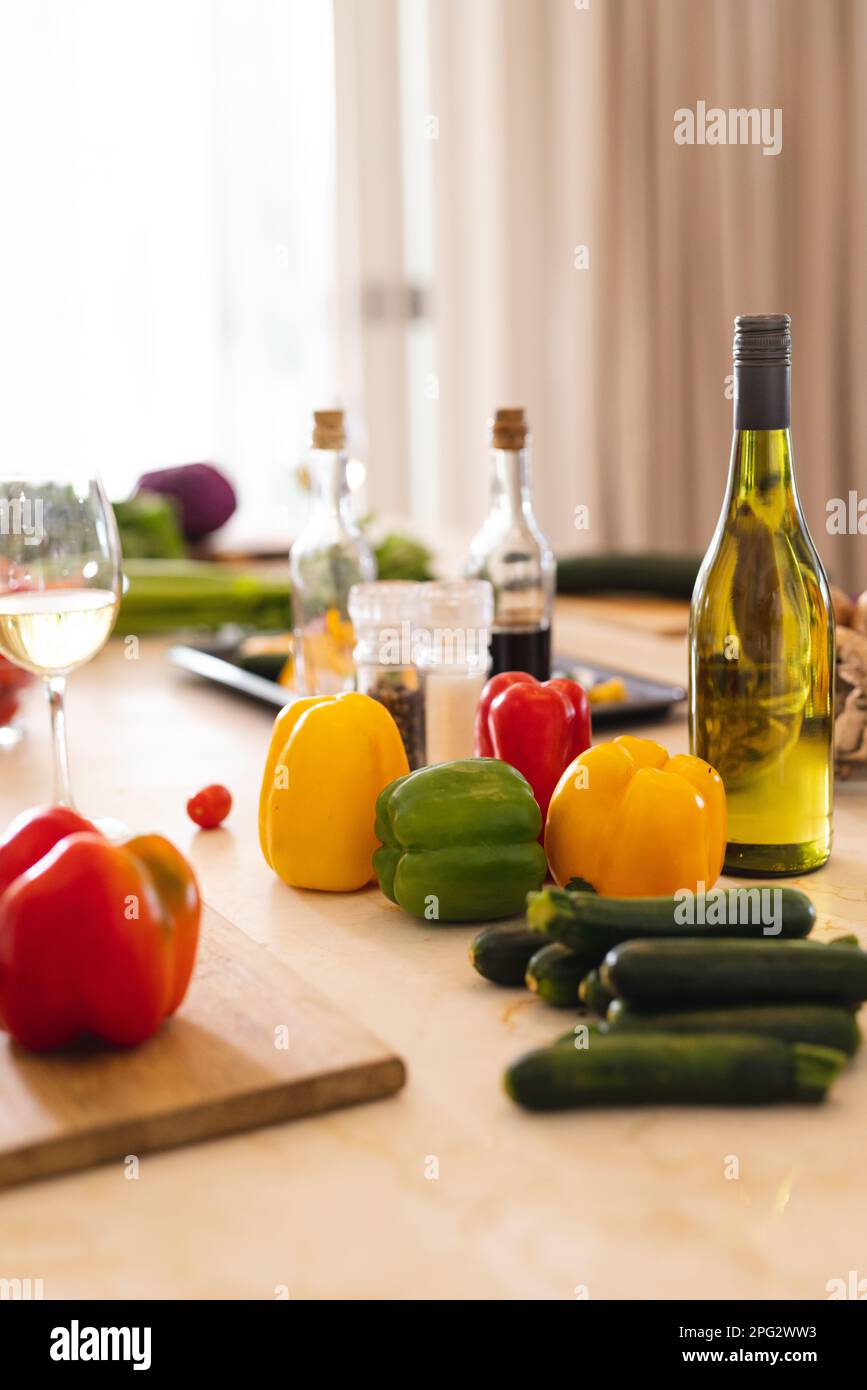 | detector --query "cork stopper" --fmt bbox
[490,408,528,450]
[312,410,346,450]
